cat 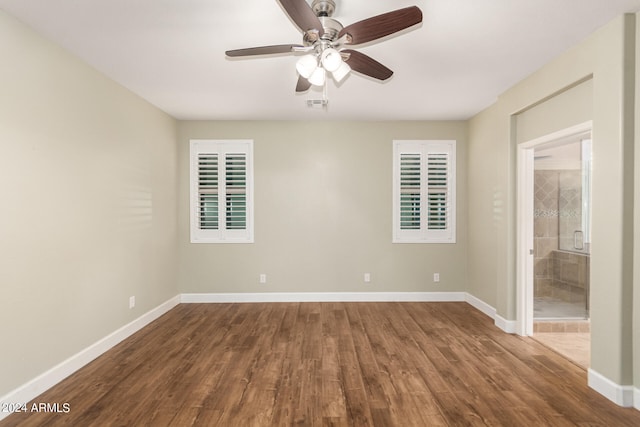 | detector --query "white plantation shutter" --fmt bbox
[198,153,219,230]
[224,153,248,230]
[426,152,449,231]
[393,140,456,243]
[399,153,422,231]
[190,140,253,243]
